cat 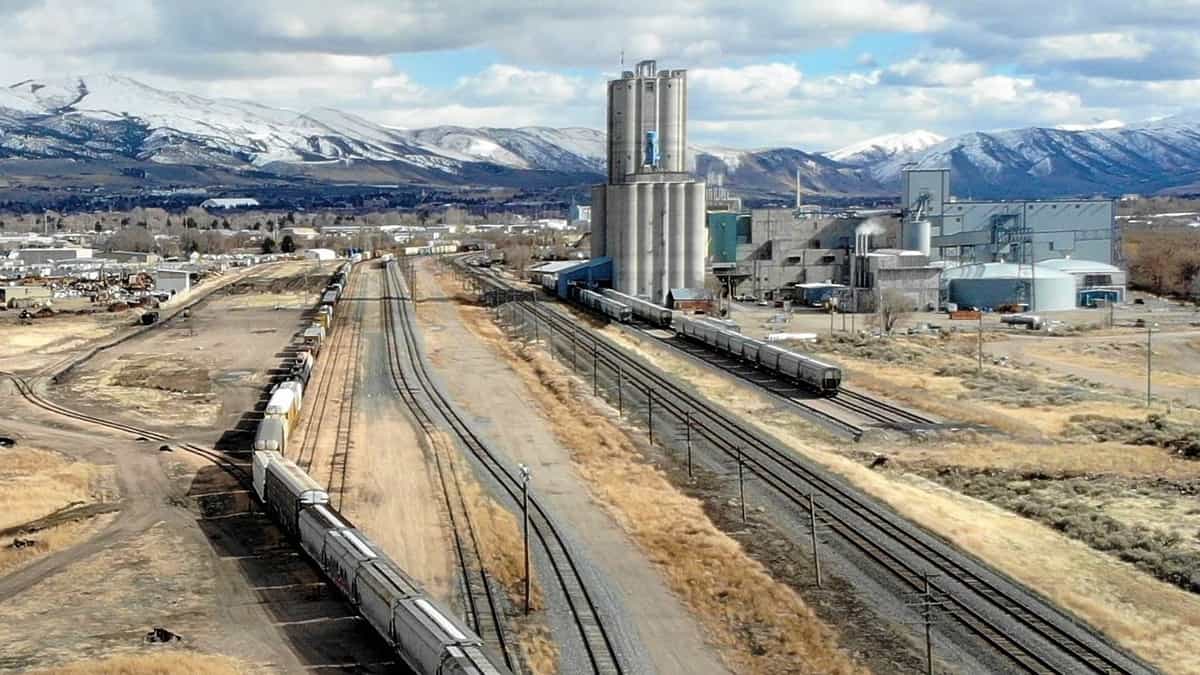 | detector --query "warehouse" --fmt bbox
[154,268,191,296]
[11,248,93,266]
[942,262,1076,312]
[0,284,52,307]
